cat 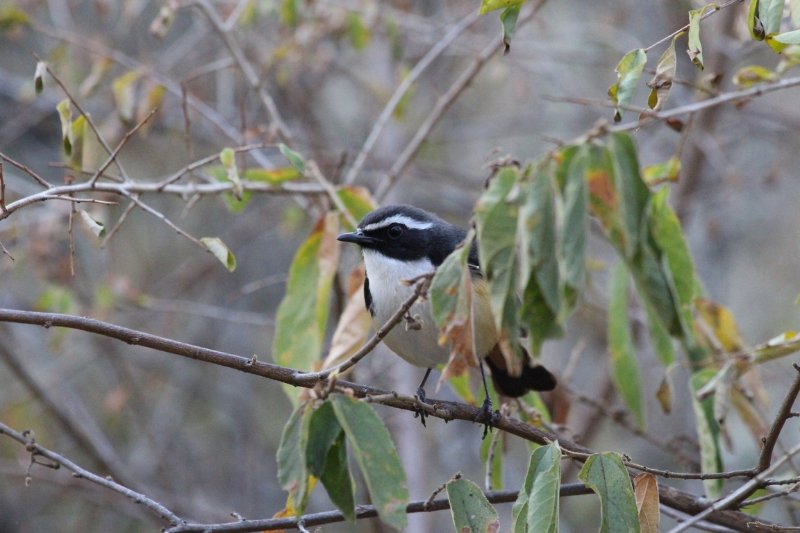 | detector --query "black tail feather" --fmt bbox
[484,356,557,398]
